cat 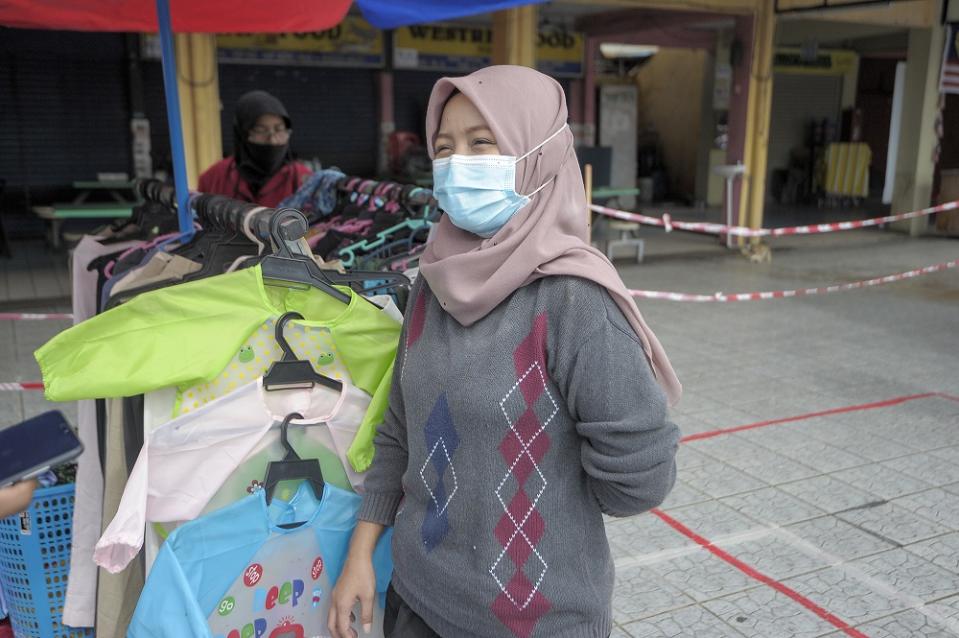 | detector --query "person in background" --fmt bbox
[0,479,36,519]
[198,90,311,207]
